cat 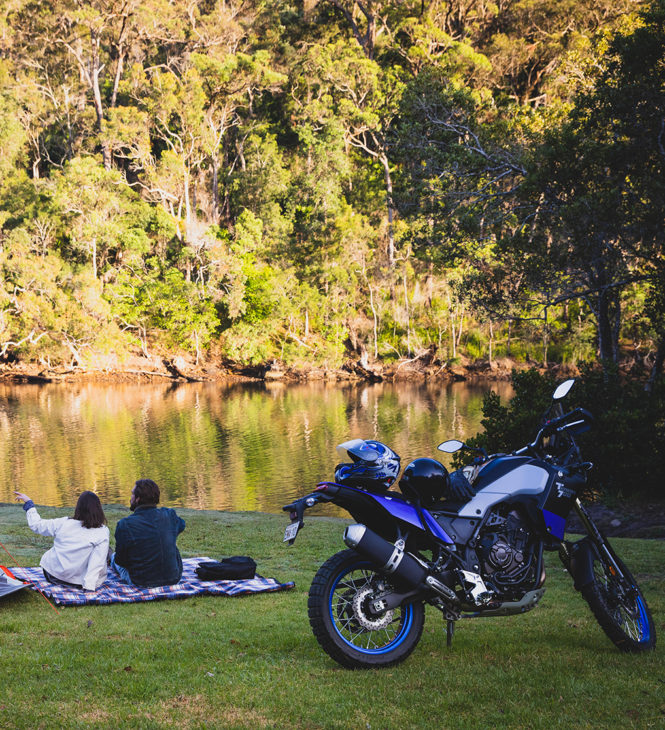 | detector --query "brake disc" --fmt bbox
[352,586,395,631]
